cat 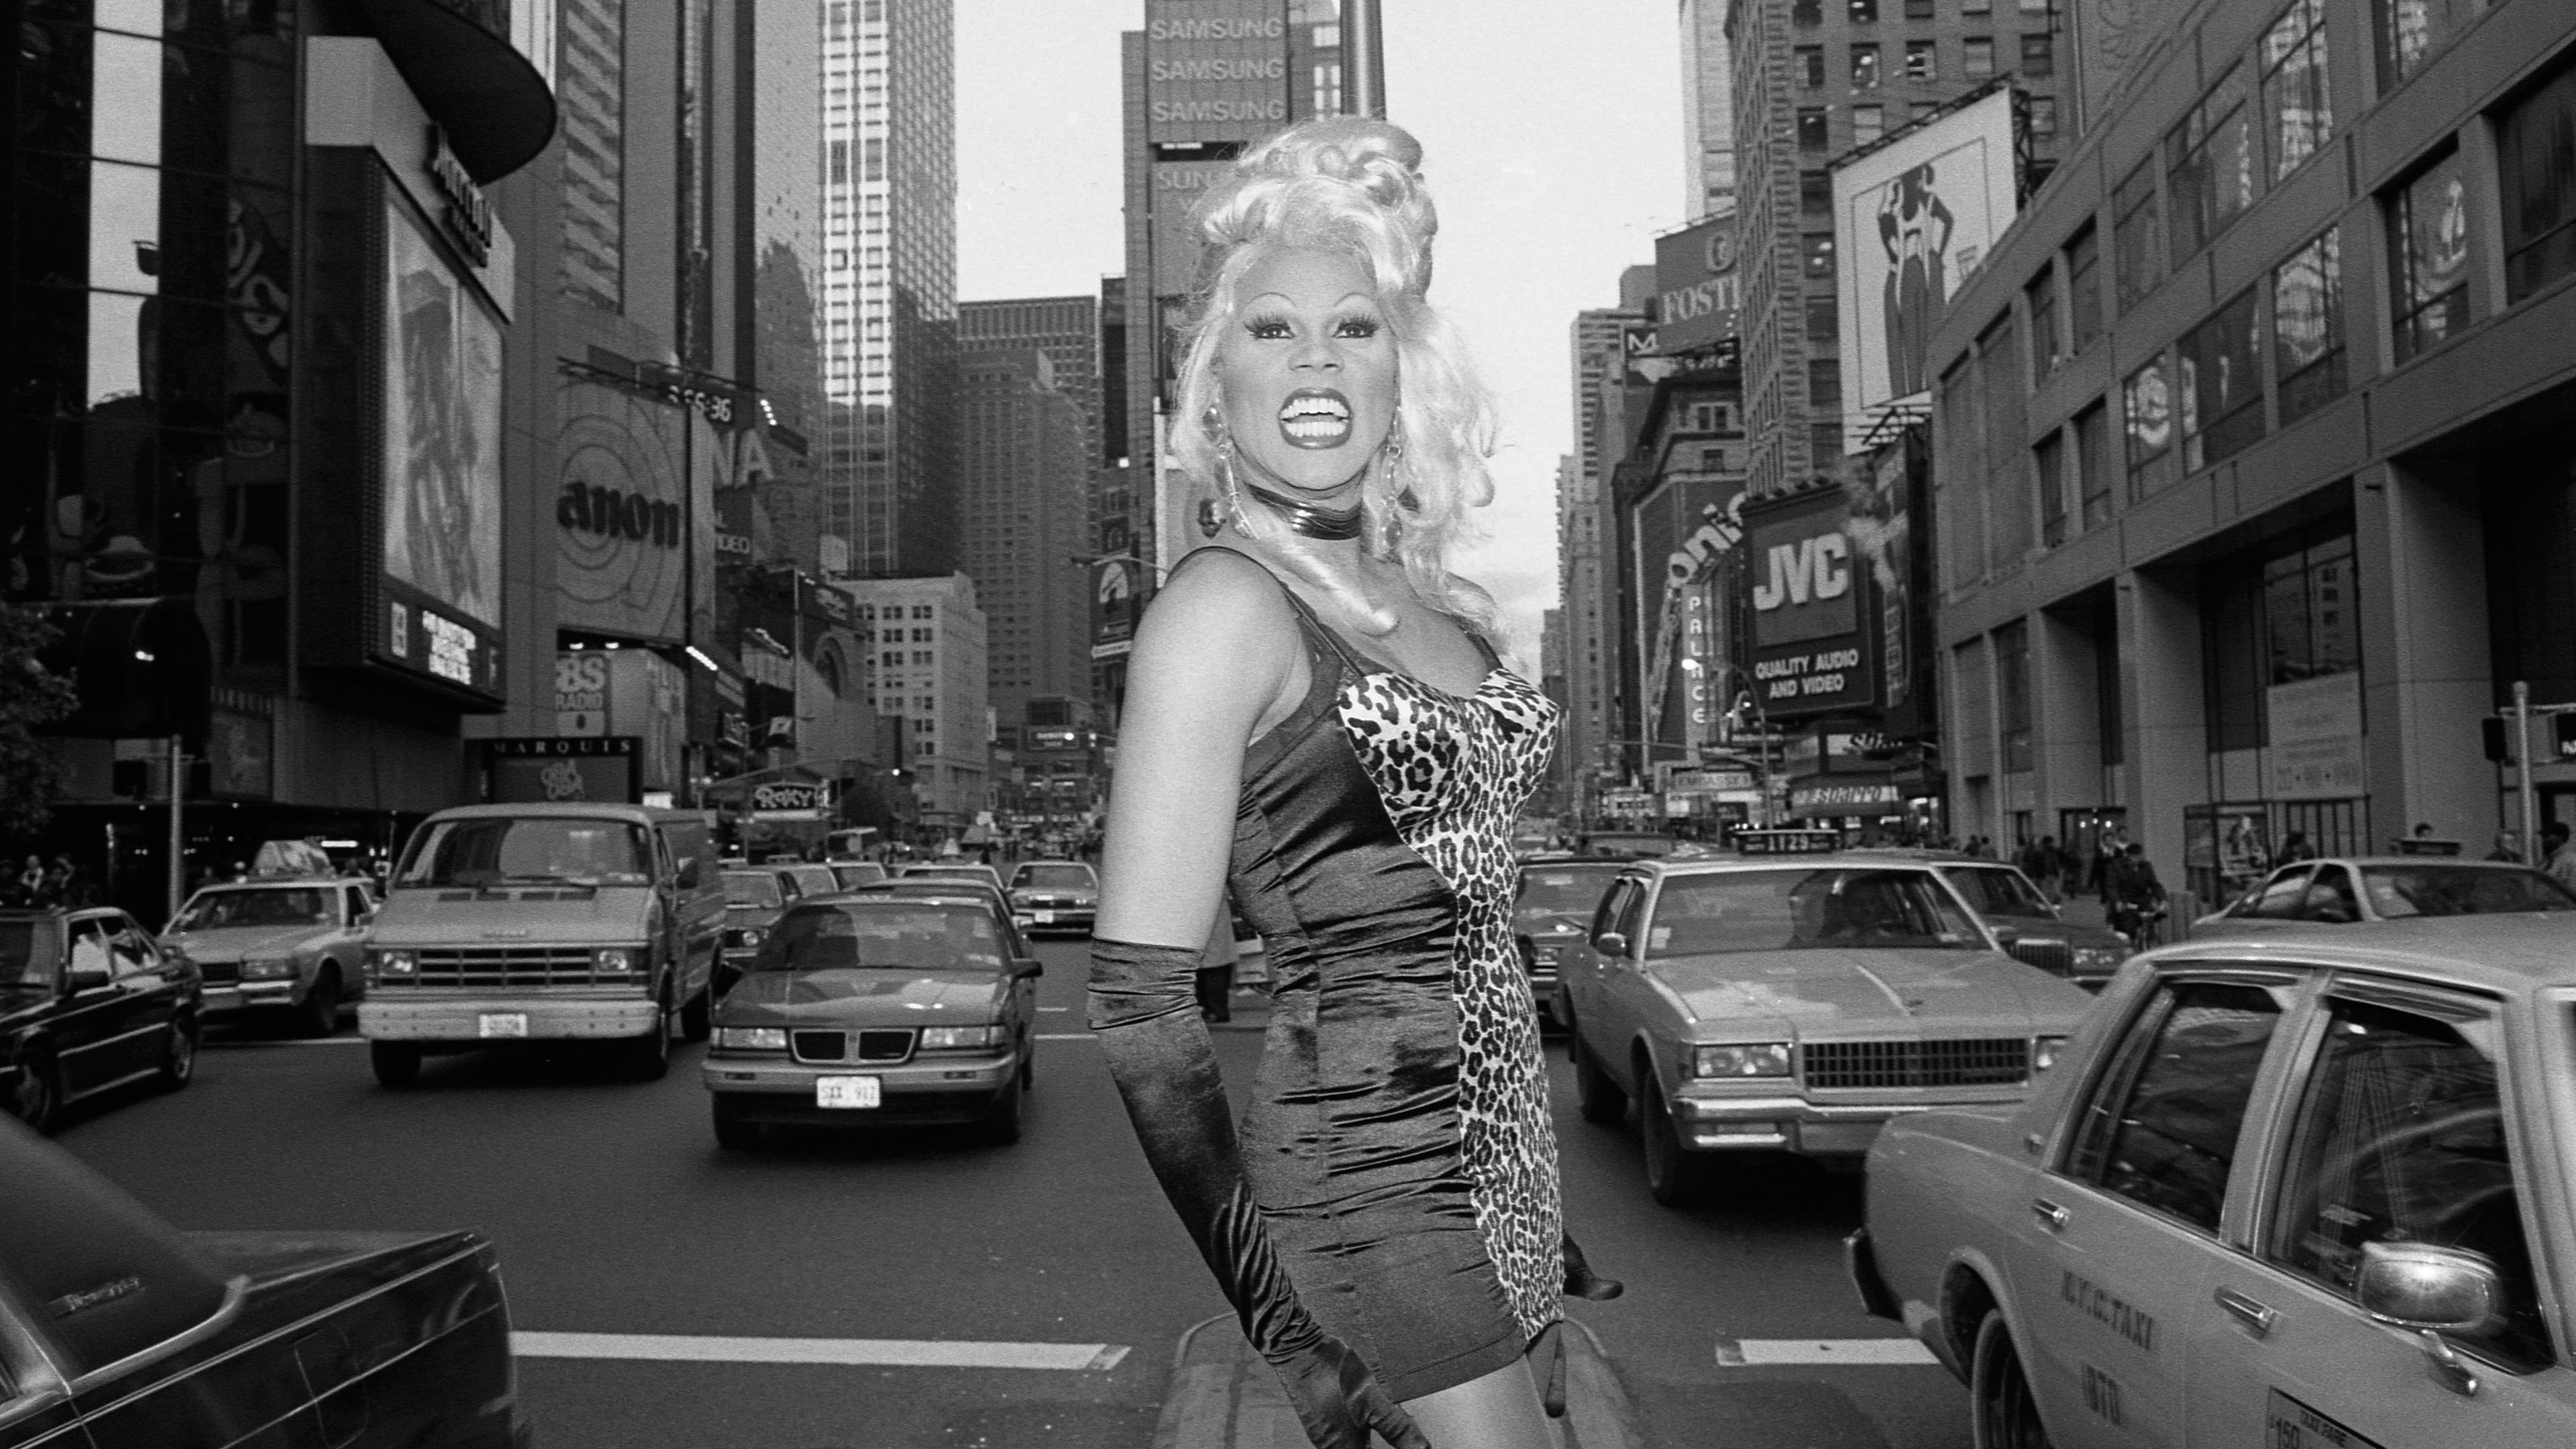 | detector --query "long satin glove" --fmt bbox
[1089,938,1431,1449]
